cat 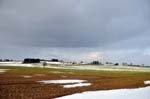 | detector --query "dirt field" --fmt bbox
[0,66,150,99]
